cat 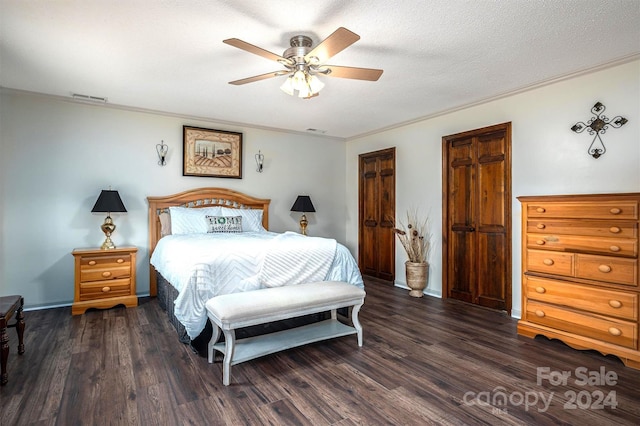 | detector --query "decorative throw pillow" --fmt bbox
[219,207,266,232]
[206,215,243,233]
[159,211,172,236]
